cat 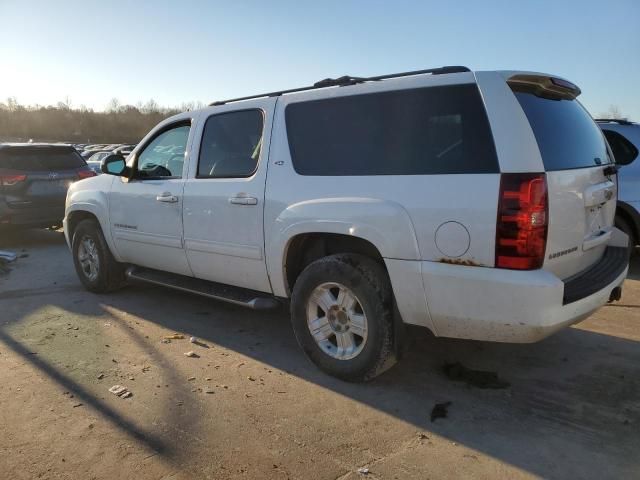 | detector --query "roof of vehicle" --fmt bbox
[595,119,637,126]
[206,67,580,107]
[209,65,472,106]
[0,143,76,149]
